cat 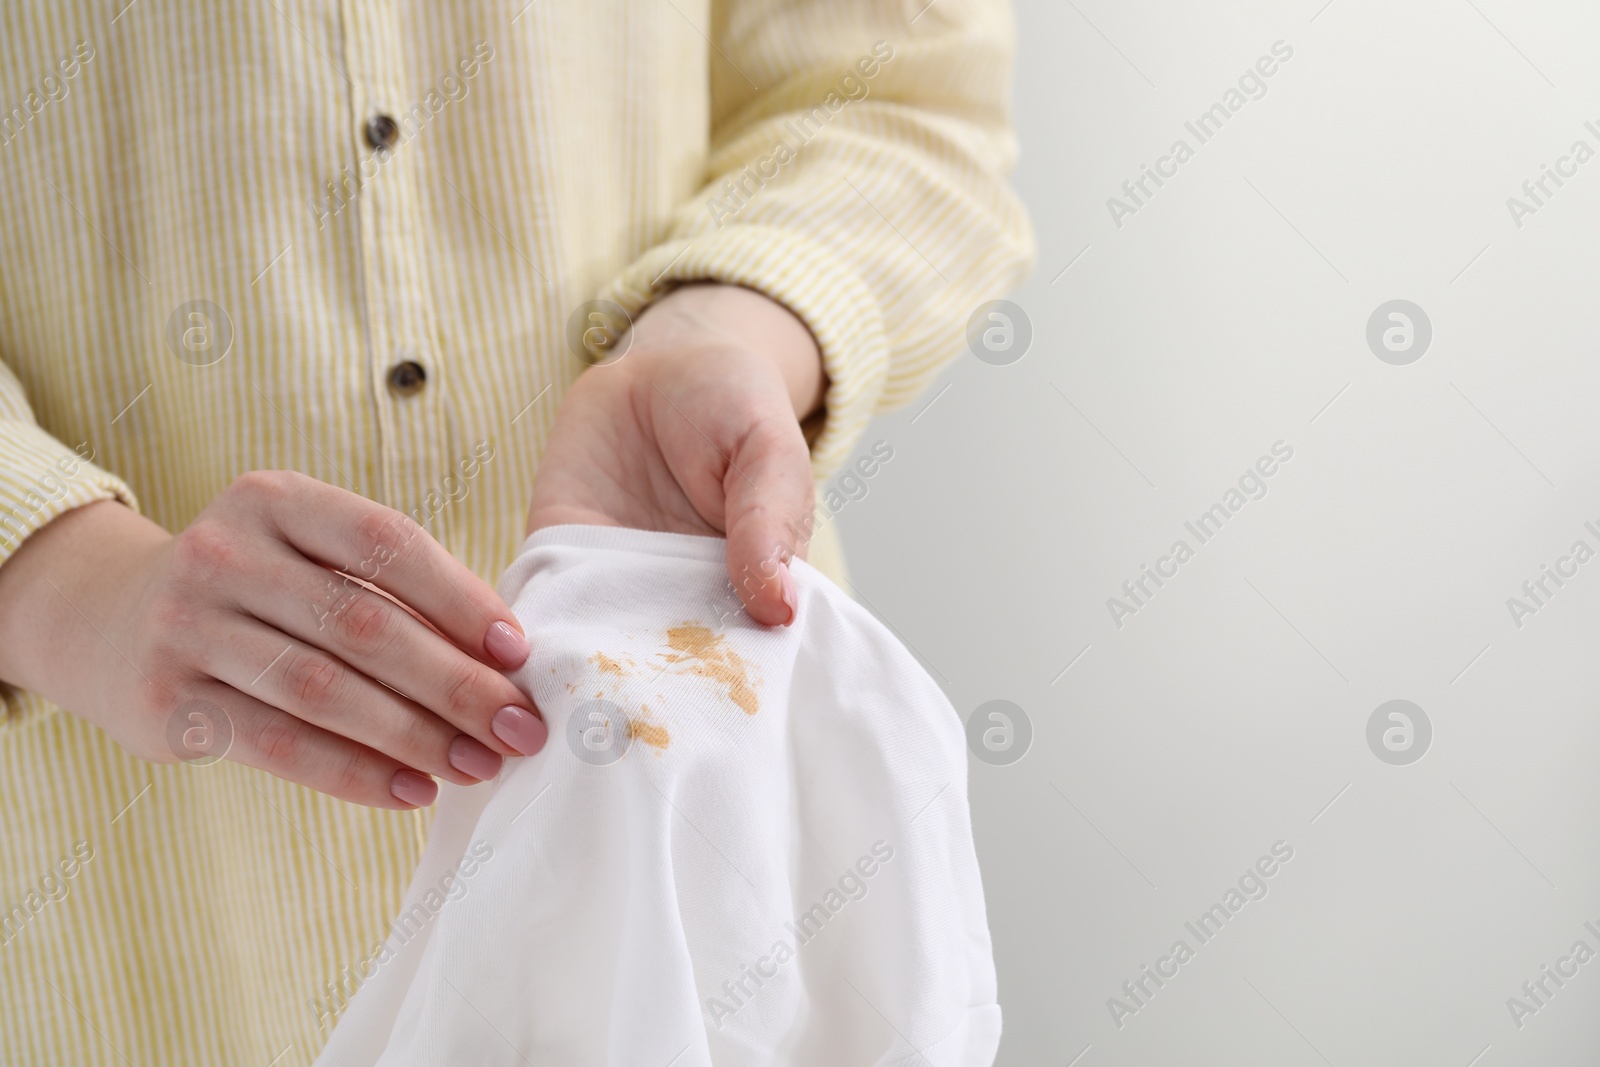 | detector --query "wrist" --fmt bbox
[0,500,168,705]
[630,283,825,421]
